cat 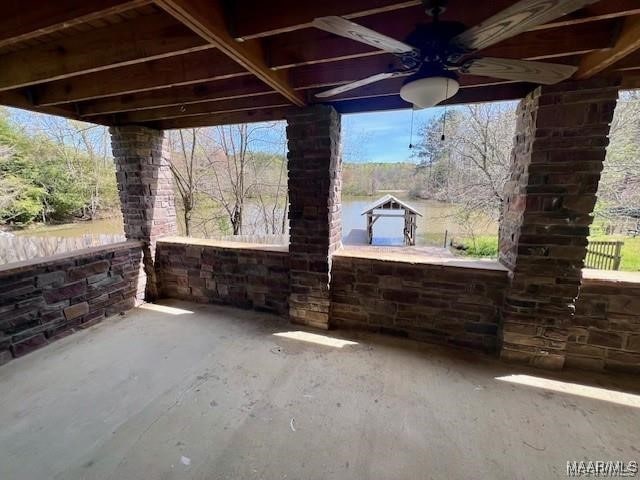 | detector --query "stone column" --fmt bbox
[499,79,620,369]
[109,125,177,302]
[286,106,342,329]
